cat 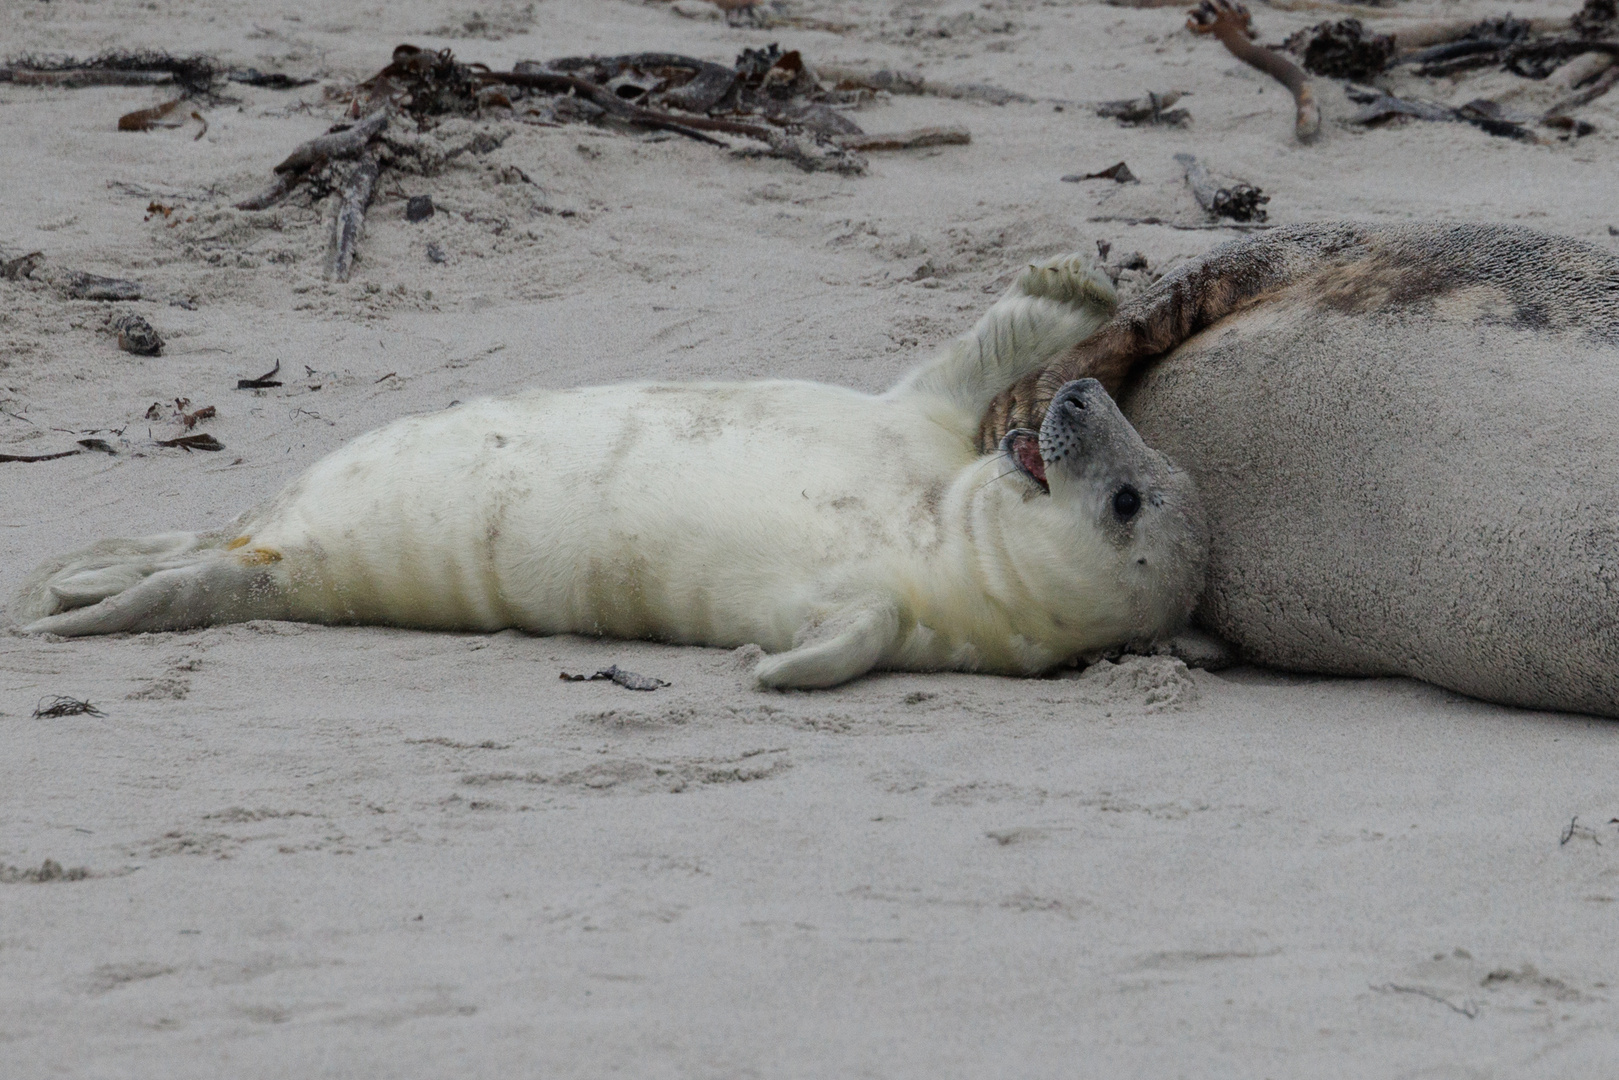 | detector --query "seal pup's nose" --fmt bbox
[1052,378,1104,415]
[1040,378,1133,476]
